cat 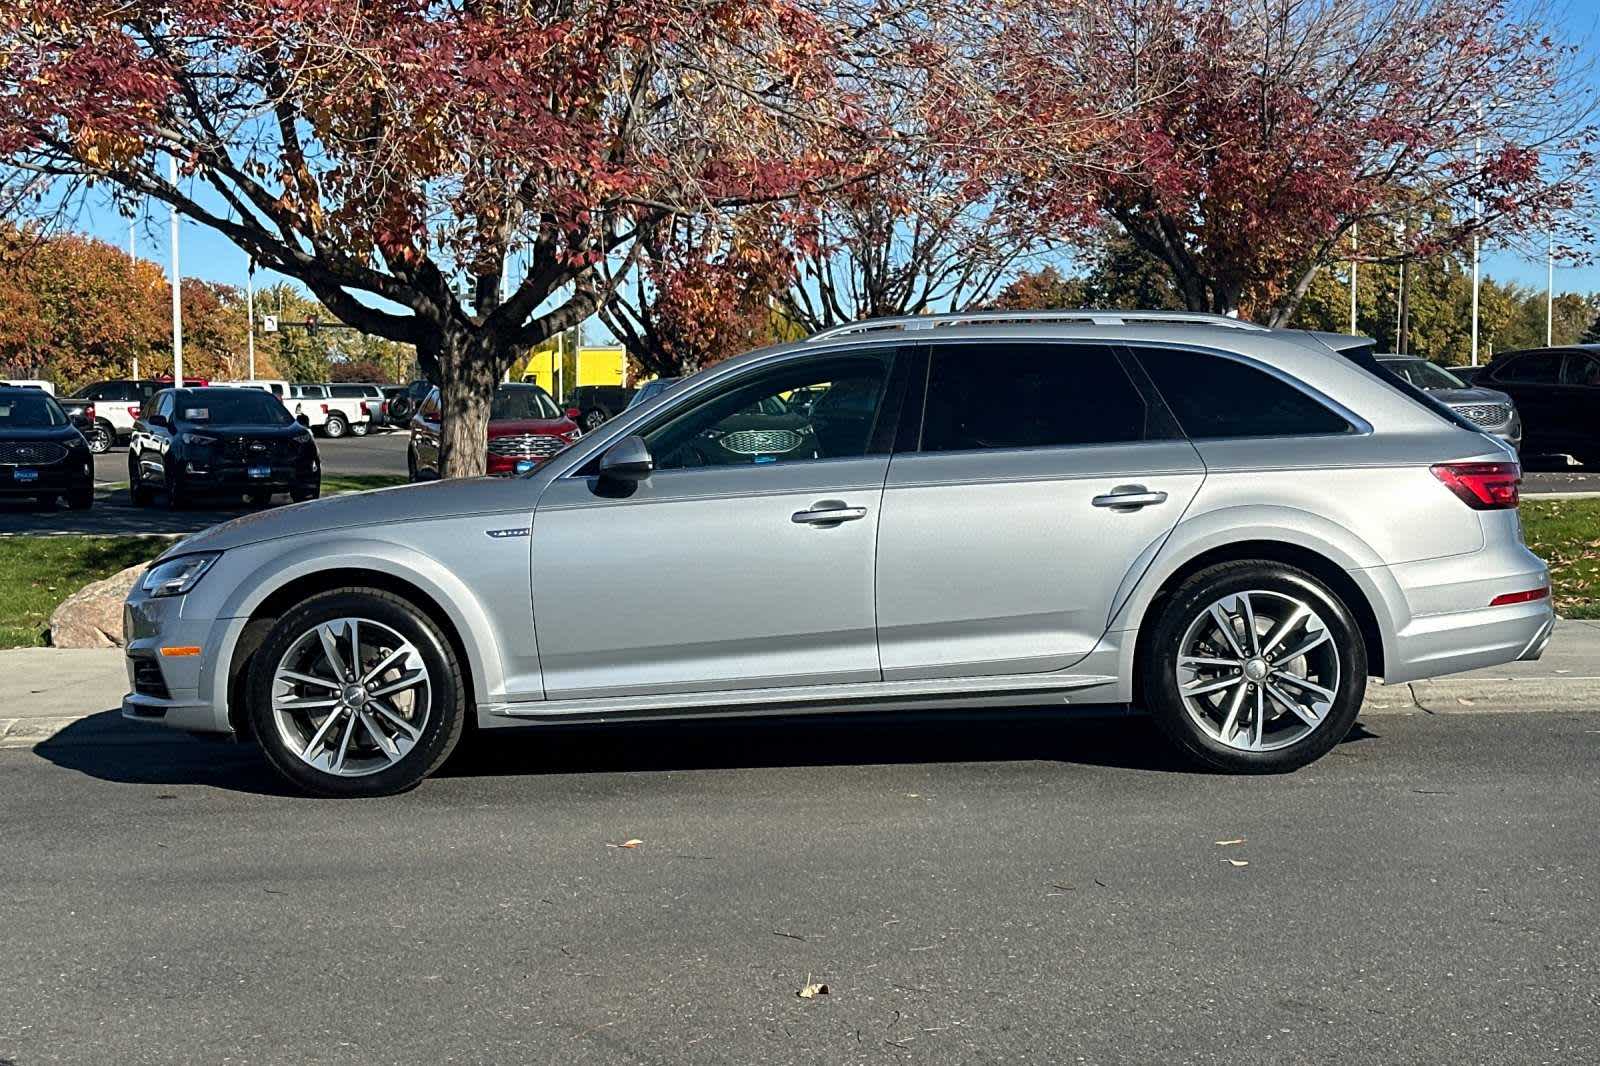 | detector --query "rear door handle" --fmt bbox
[1092,487,1168,510]
[793,501,868,525]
